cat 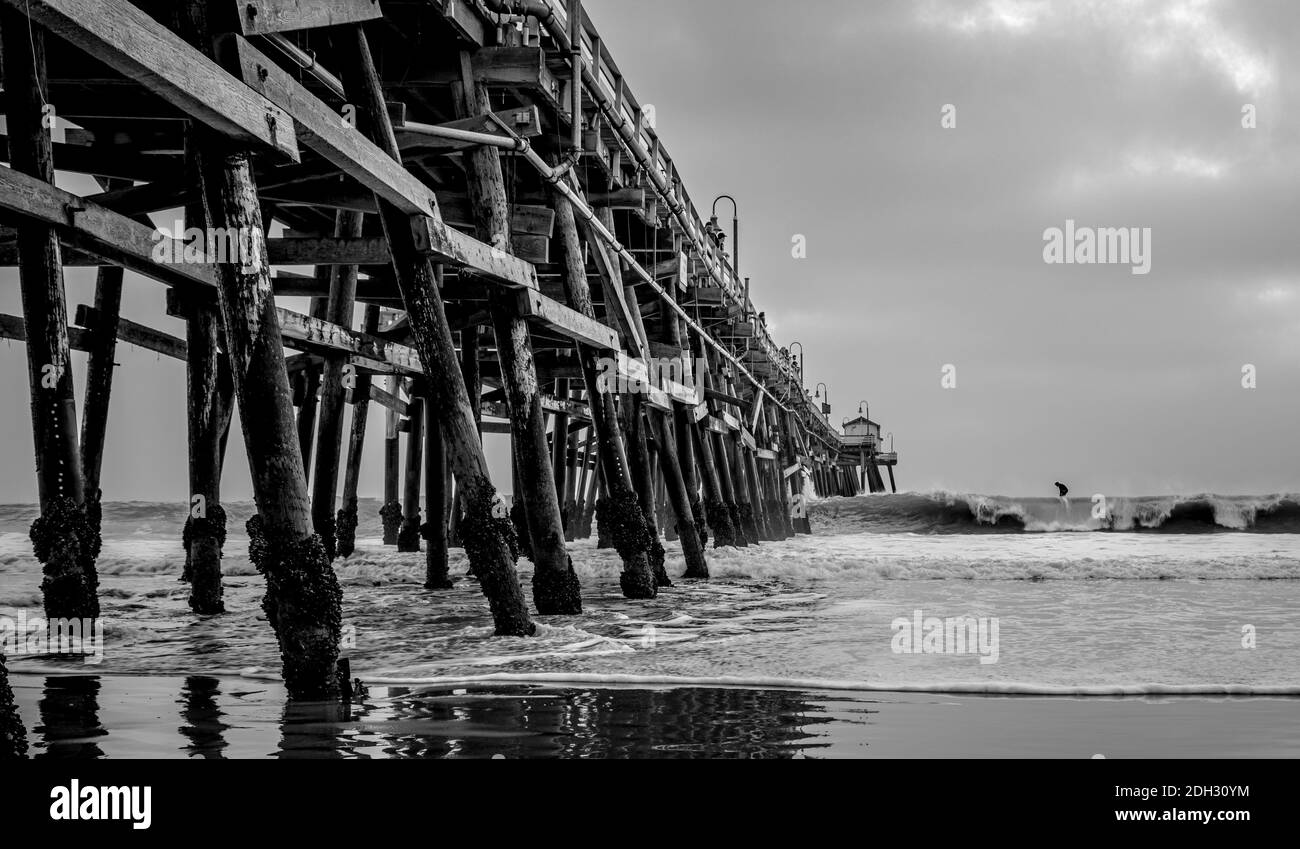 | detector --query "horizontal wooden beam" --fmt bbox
[264,233,547,267]
[276,308,423,375]
[268,236,390,266]
[74,304,186,360]
[437,0,487,46]
[0,134,176,184]
[0,0,298,161]
[368,382,408,416]
[588,188,645,209]
[0,311,178,361]
[236,0,385,36]
[271,272,400,301]
[705,386,745,408]
[219,34,539,289]
[417,47,561,110]
[218,33,432,216]
[515,289,619,351]
[482,397,591,423]
[0,165,217,293]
